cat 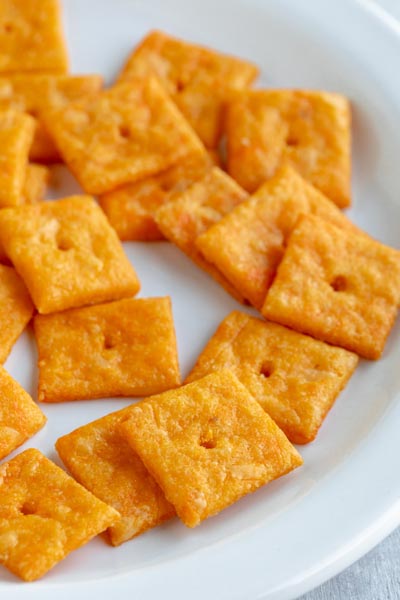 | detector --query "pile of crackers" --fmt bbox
[0,0,400,583]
